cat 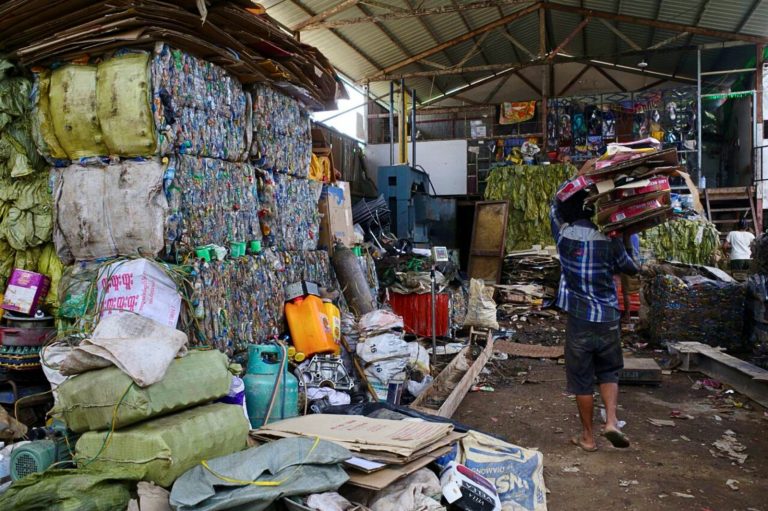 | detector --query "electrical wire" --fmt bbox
[78,382,134,467]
